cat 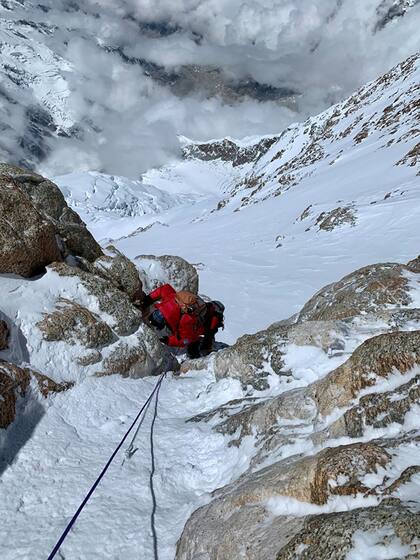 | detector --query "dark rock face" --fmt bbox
[0,321,9,351]
[183,136,279,167]
[375,0,420,32]
[0,360,30,429]
[0,164,103,262]
[0,175,62,277]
